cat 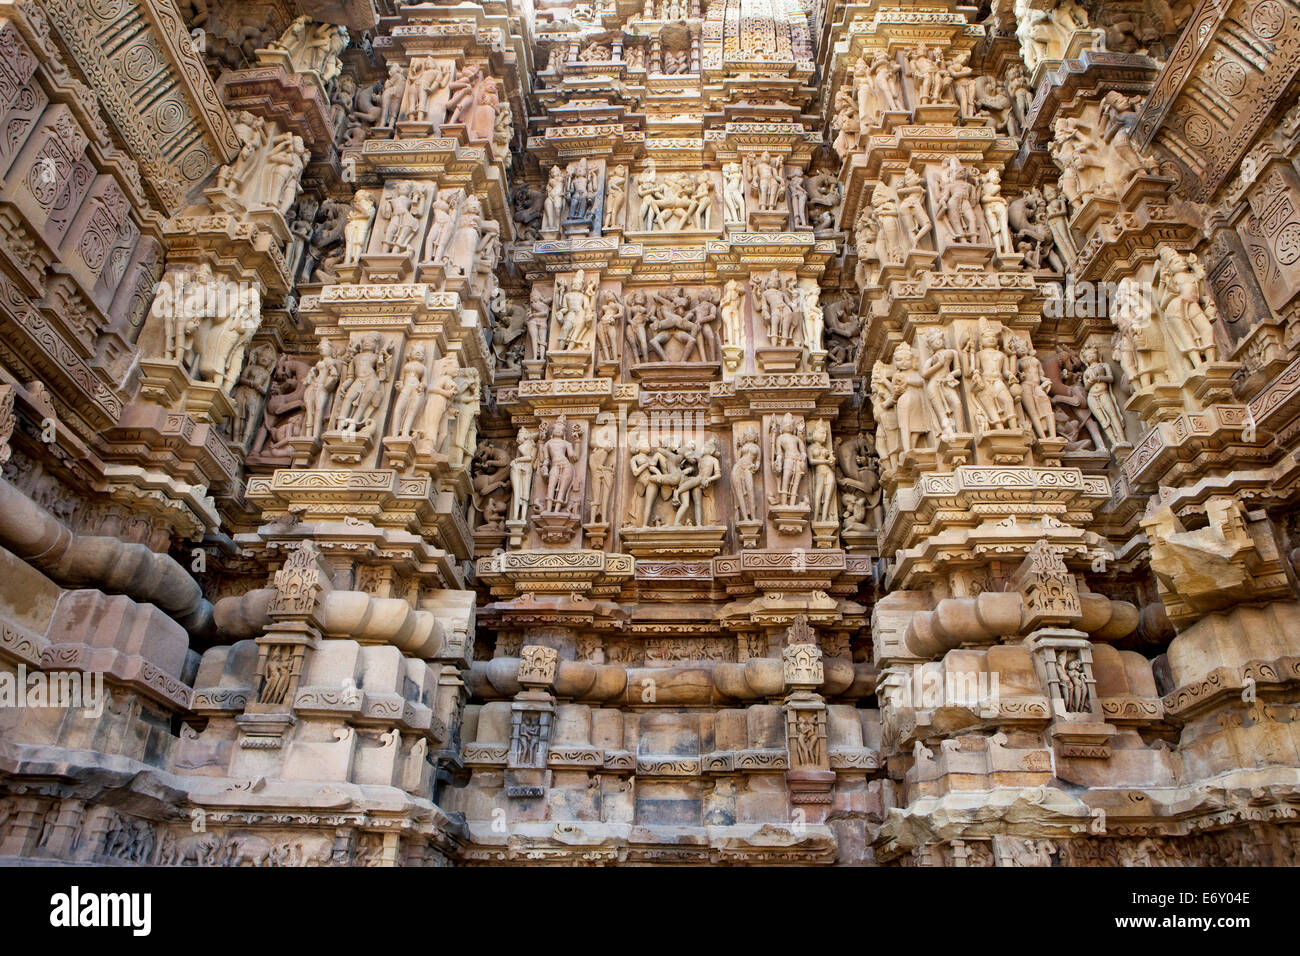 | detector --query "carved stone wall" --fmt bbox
[2,0,1300,867]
